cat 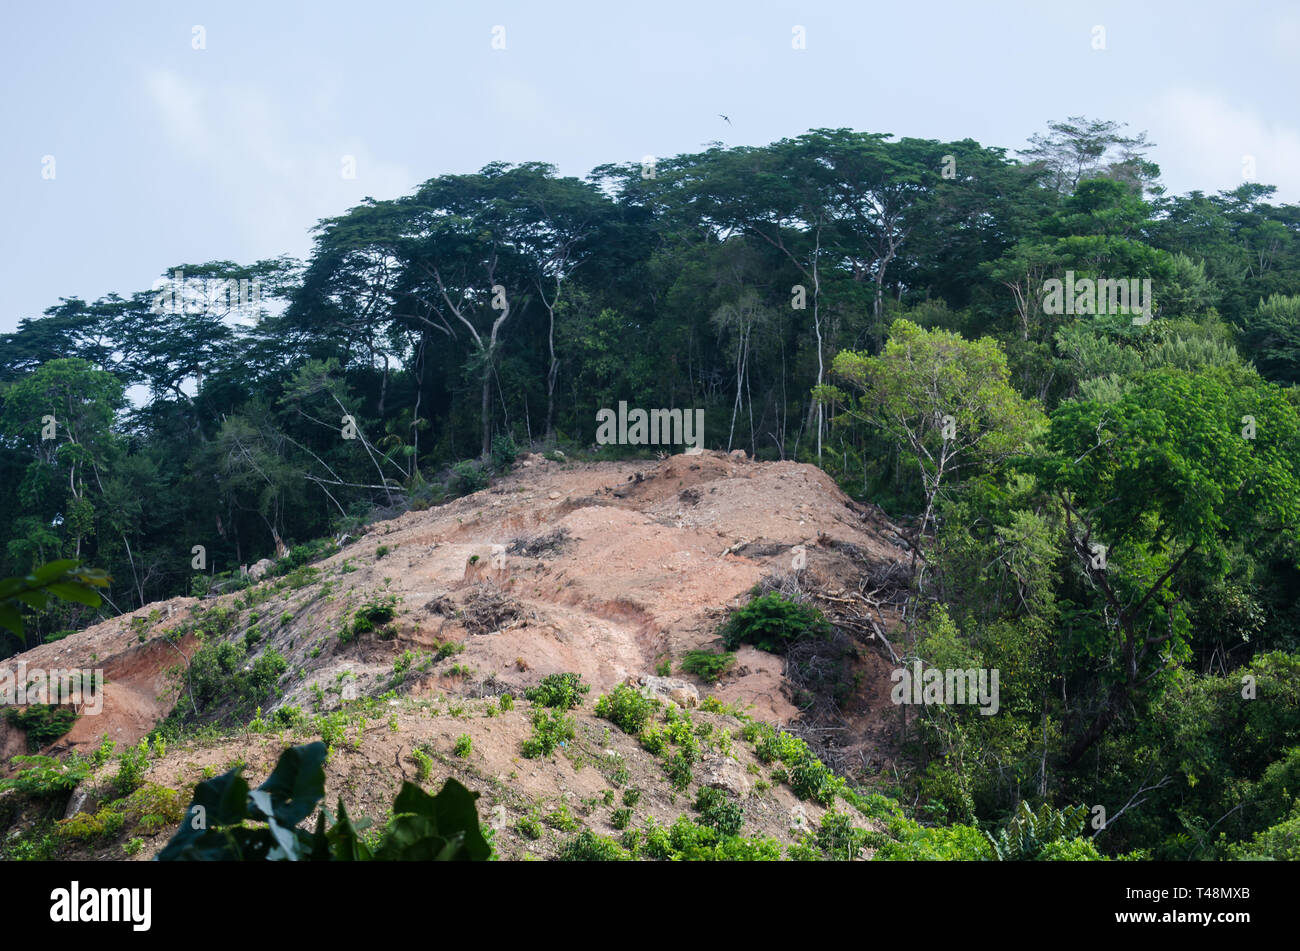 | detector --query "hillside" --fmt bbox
[1,450,916,860]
